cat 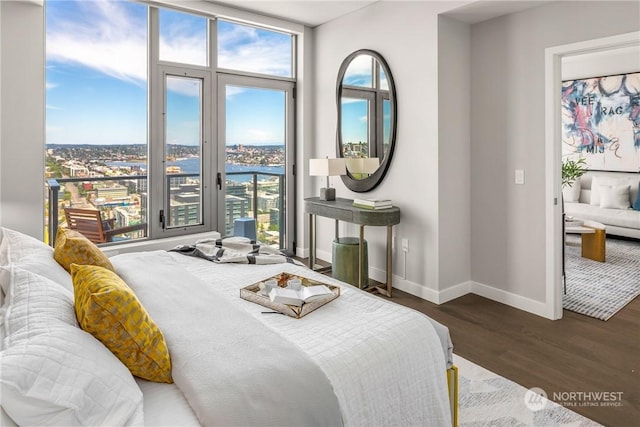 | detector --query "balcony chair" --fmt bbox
[63,208,146,244]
